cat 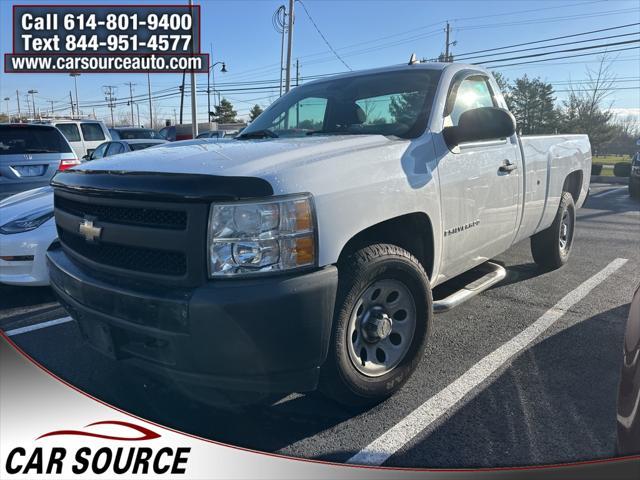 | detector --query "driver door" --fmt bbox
[437,74,521,280]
